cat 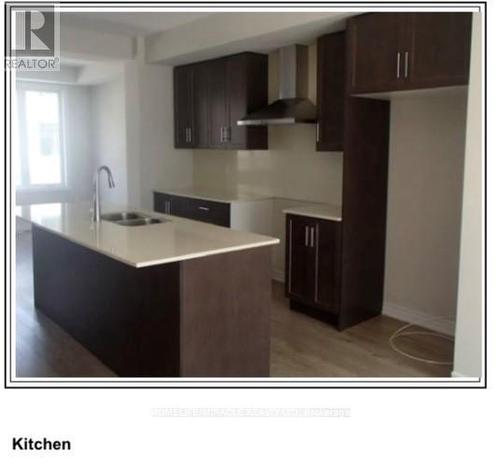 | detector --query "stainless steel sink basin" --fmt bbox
[101,212,143,221]
[117,217,164,226]
[101,211,167,227]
